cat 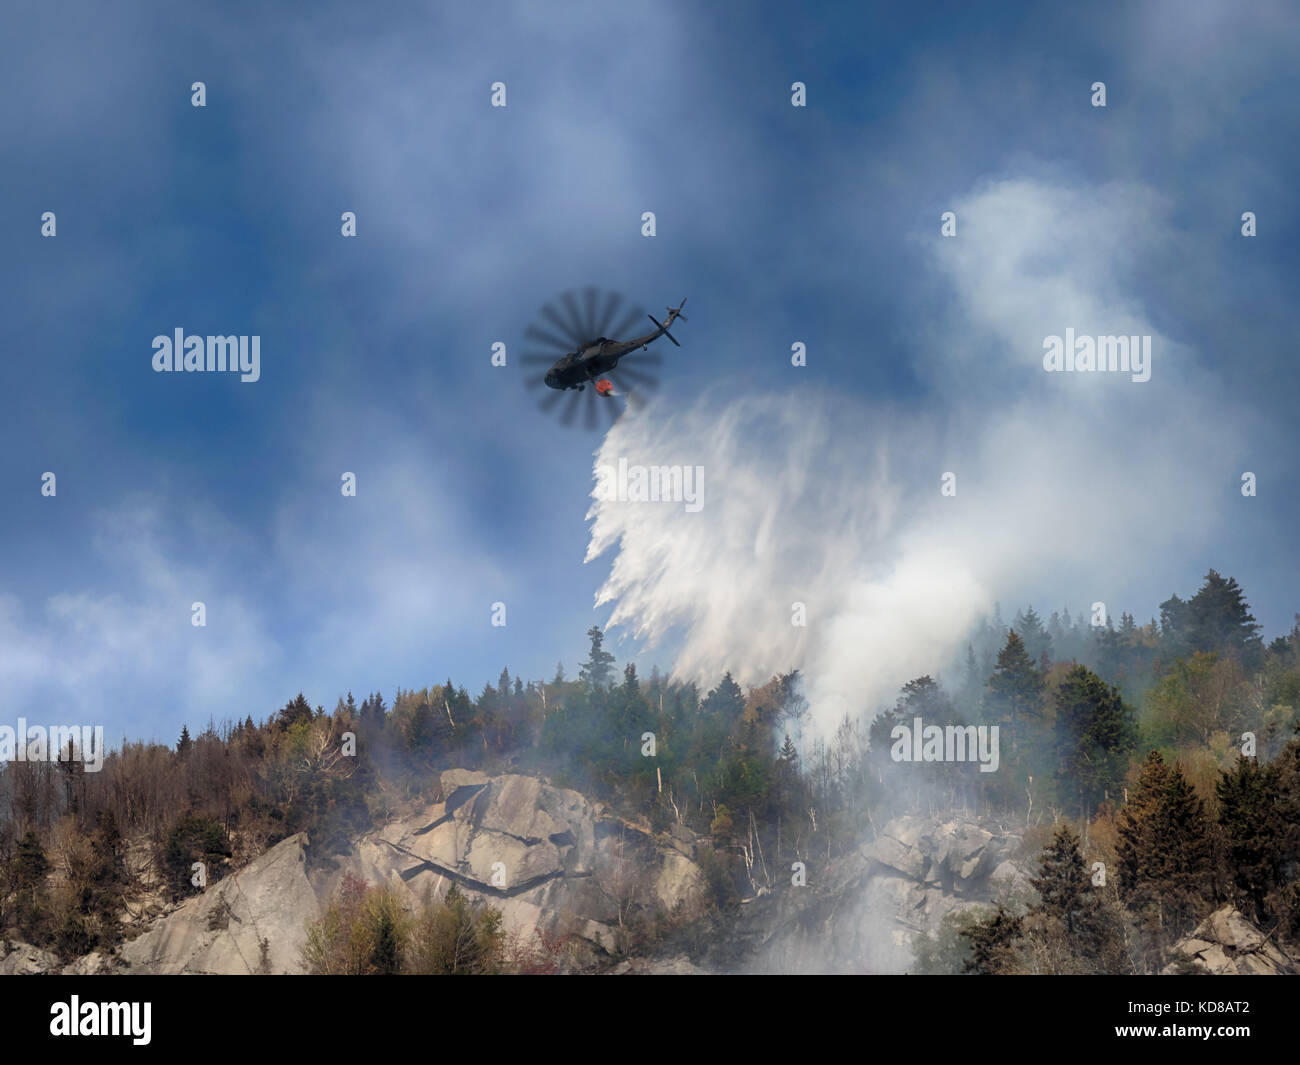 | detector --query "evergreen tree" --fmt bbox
[961,902,1022,974]
[1216,755,1285,923]
[1048,610,1064,654]
[1030,824,1091,924]
[986,630,1043,752]
[161,816,232,900]
[1162,571,1263,668]
[1025,825,1127,973]
[1117,752,1171,895]
[1187,570,1263,665]
[1014,607,1053,668]
[368,895,404,974]
[83,809,129,947]
[14,831,50,942]
[621,662,640,698]
[277,693,315,730]
[772,732,803,840]
[1153,766,1216,933]
[579,627,616,689]
[176,724,192,757]
[1117,753,1214,958]
[702,673,746,733]
[1052,665,1137,817]
[1159,593,1193,659]
[359,691,389,731]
